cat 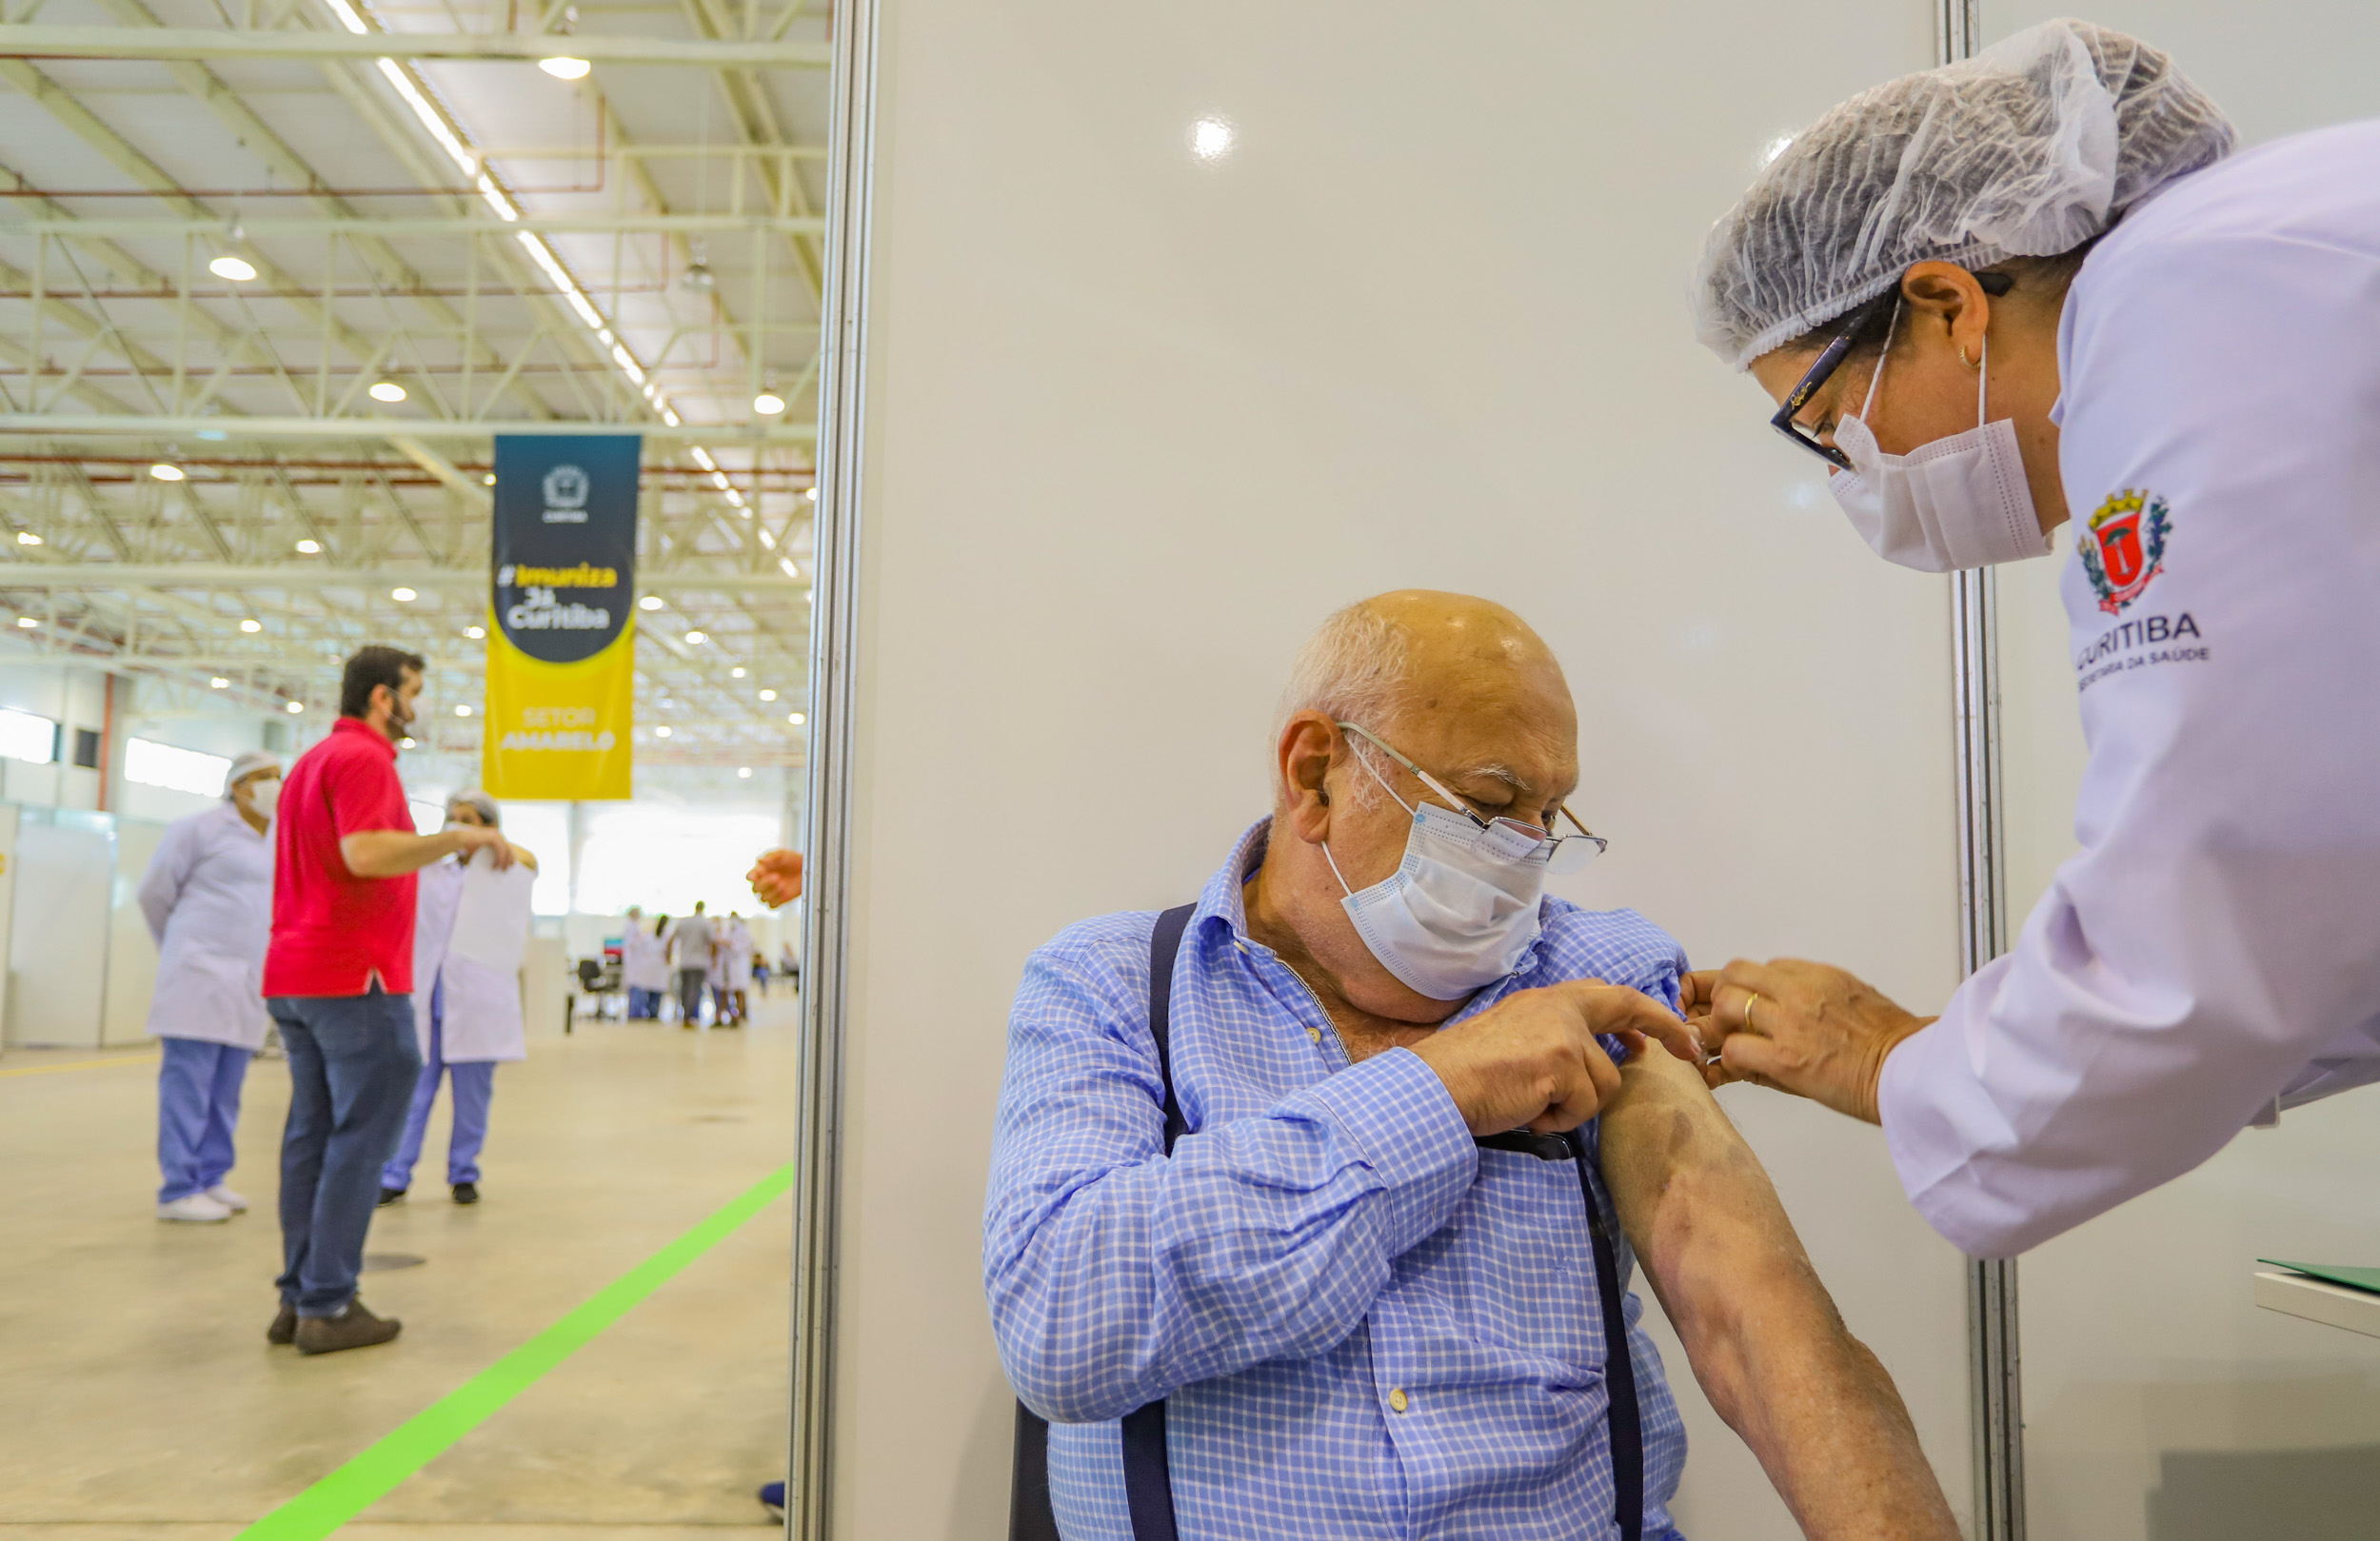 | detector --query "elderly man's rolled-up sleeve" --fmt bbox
[984,935,1477,1425]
